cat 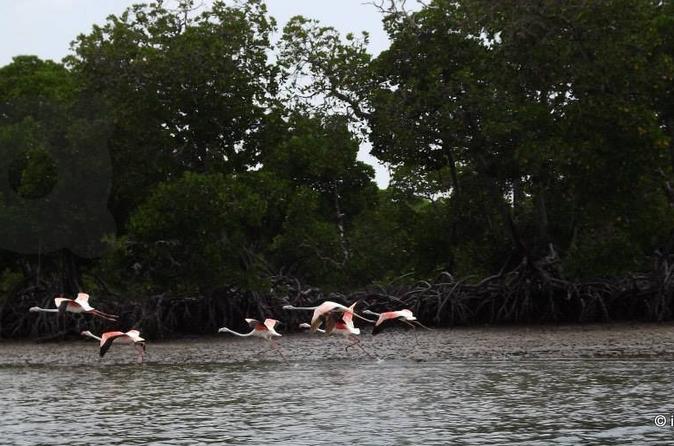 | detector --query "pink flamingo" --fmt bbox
[283,301,374,332]
[299,303,375,358]
[363,309,432,335]
[29,293,118,321]
[218,318,288,362]
[81,329,146,363]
